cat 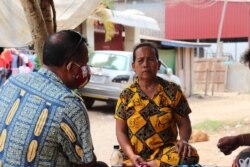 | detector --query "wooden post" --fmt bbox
[204,69,209,96]
[211,60,217,96]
